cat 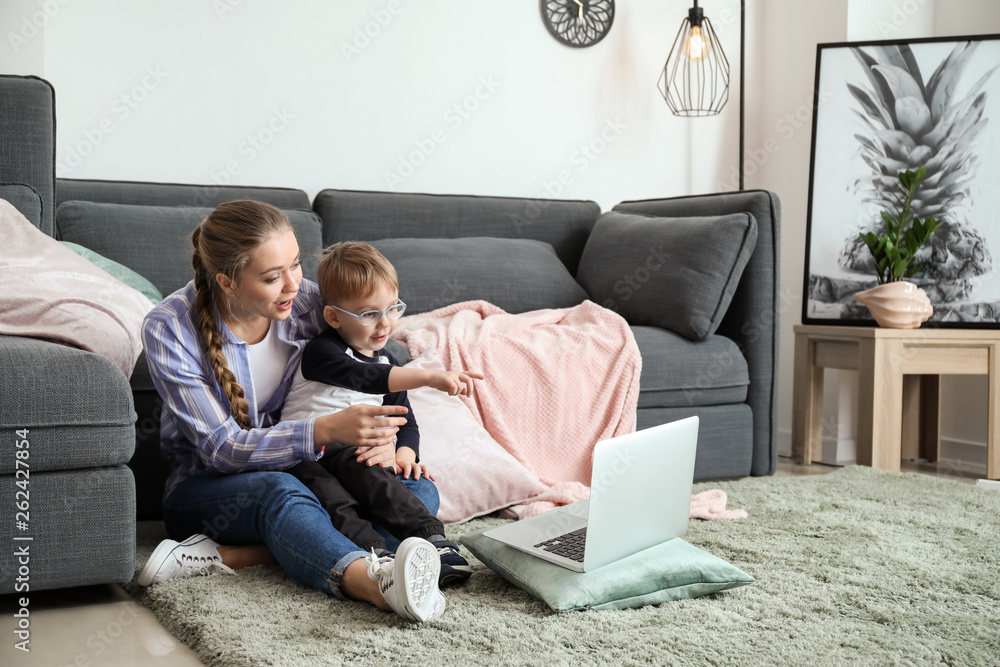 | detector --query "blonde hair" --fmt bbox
[191,200,293,429]
[317,242,398,306]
